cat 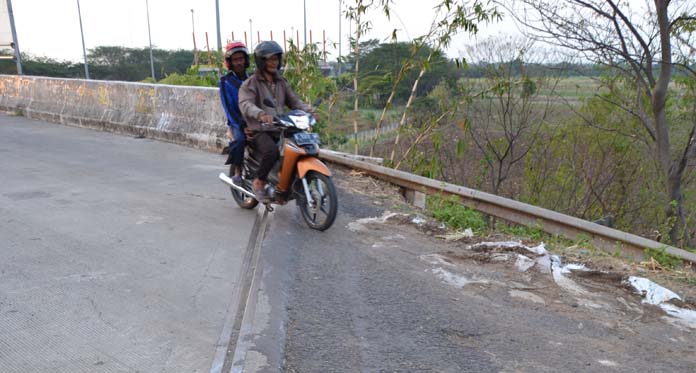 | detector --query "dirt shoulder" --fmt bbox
[331,164,696,310]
